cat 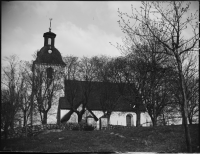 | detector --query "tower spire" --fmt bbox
[49,18,53,32]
